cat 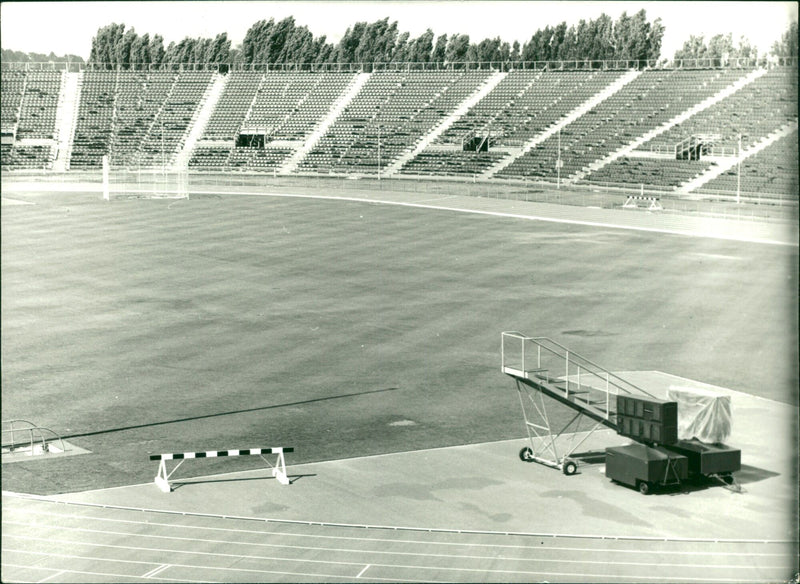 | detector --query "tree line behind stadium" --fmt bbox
[3,13,797,69]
